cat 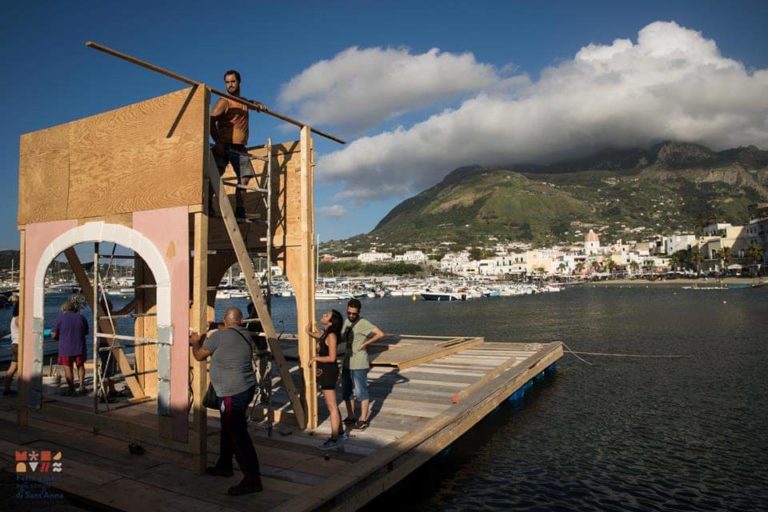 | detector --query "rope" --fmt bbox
[562,341,593,366]
[562,341,689,363]
[570,351,689,359]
